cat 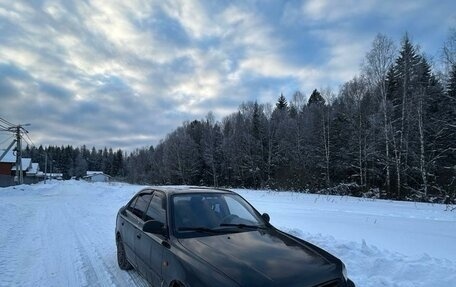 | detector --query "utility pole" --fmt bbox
[16,125,23,184]
[6,123,30,185]
[44,153,47,184]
